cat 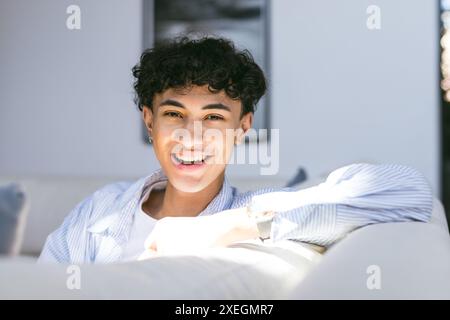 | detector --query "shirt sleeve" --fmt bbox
[249,163,433,246]
[37,196,93,263]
